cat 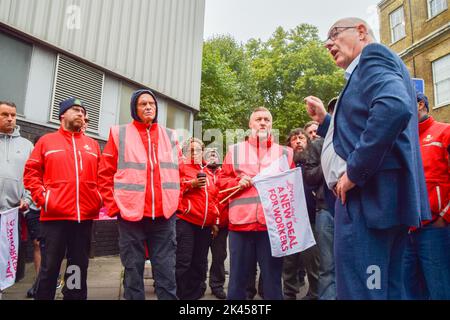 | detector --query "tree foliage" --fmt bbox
[198,24,345,144]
